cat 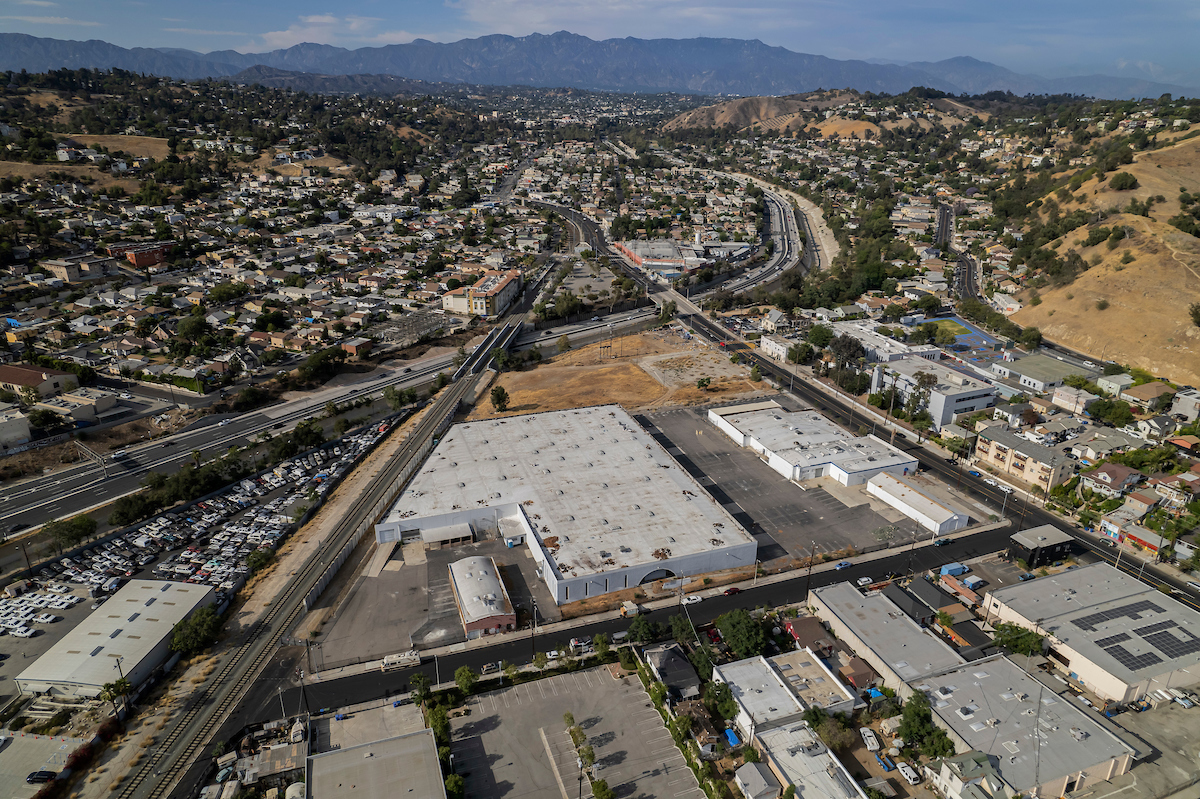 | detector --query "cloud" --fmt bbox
[6,0,58,7]
[0,14,97,24]
[164,27,245,36]
[243,15,422,50]
[446,0,806,42]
